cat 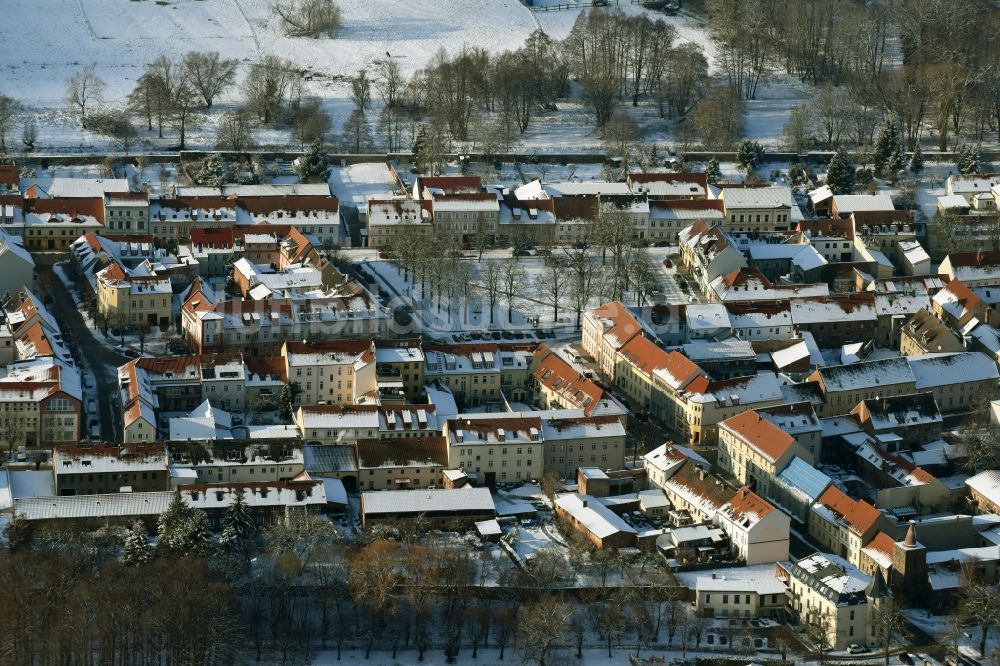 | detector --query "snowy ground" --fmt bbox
[0,0,718,155]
